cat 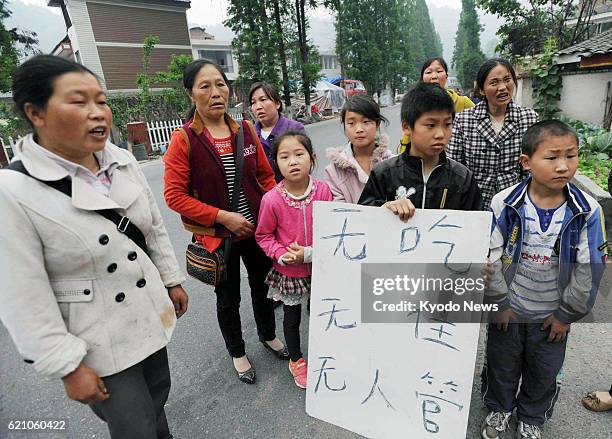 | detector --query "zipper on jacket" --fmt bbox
[421,161,443,208]
[504,202,524,280]
[556,211,587,293]
[302,203,308,246]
